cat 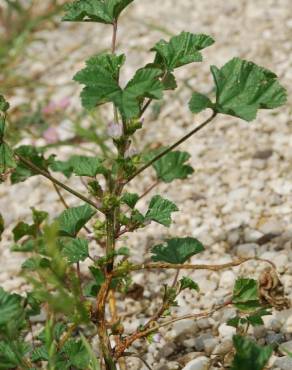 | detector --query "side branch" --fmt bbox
[16,154,103,213]
[114,257,275,275]
[114,300,231,359]
[125,111,217,184]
